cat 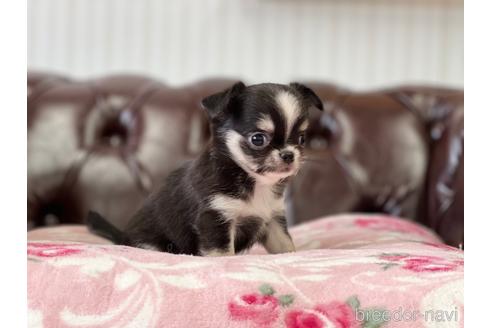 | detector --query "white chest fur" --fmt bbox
[209,183,284,221]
